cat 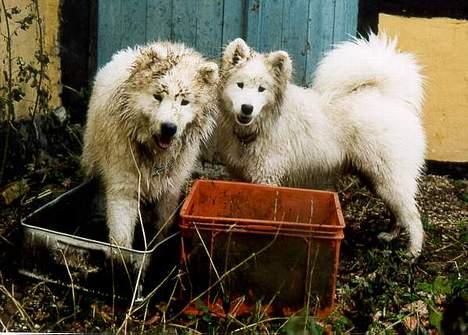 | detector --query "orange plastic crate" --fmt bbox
[179,180,345,317]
